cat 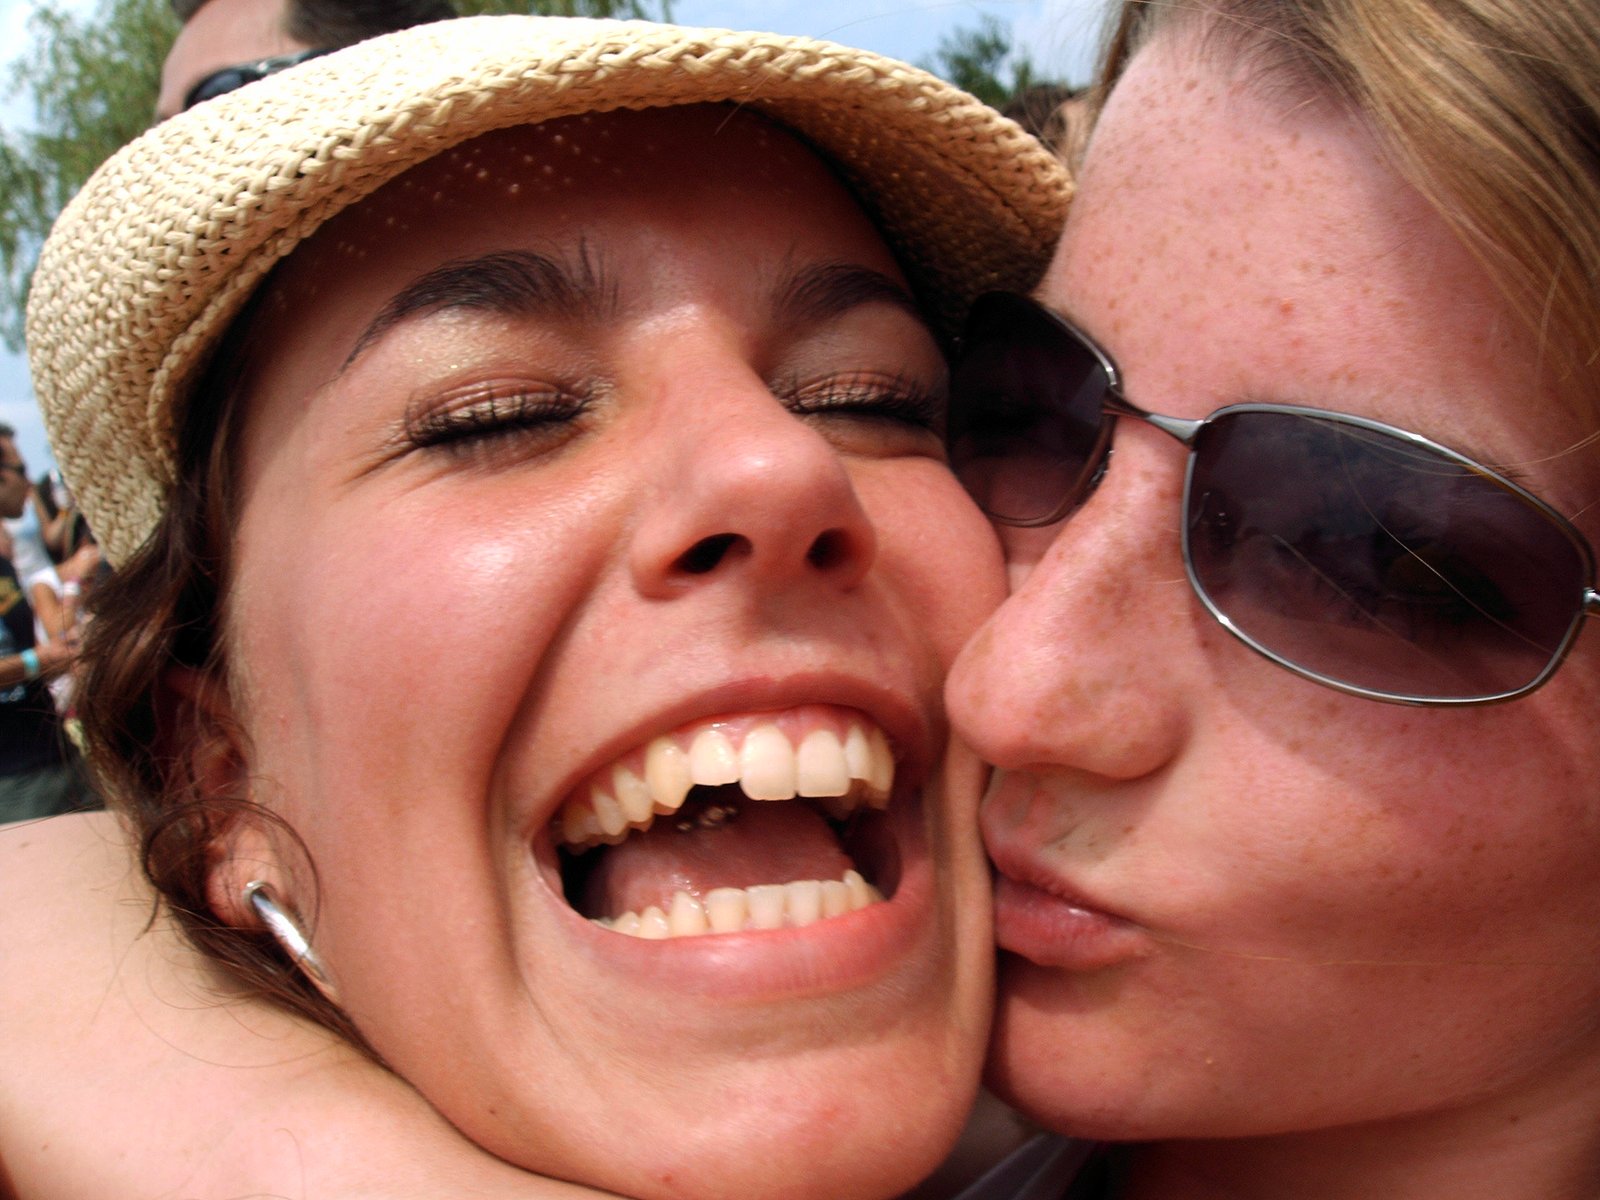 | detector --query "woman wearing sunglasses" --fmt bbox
[0,15,1068,1200]
[947,0,1600,1195]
